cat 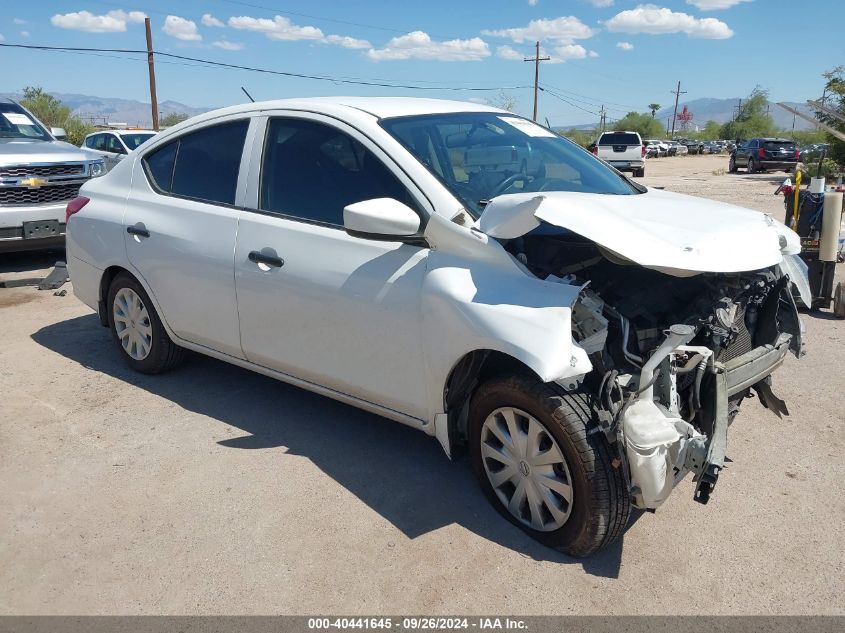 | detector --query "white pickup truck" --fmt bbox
[593,130,645,178]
